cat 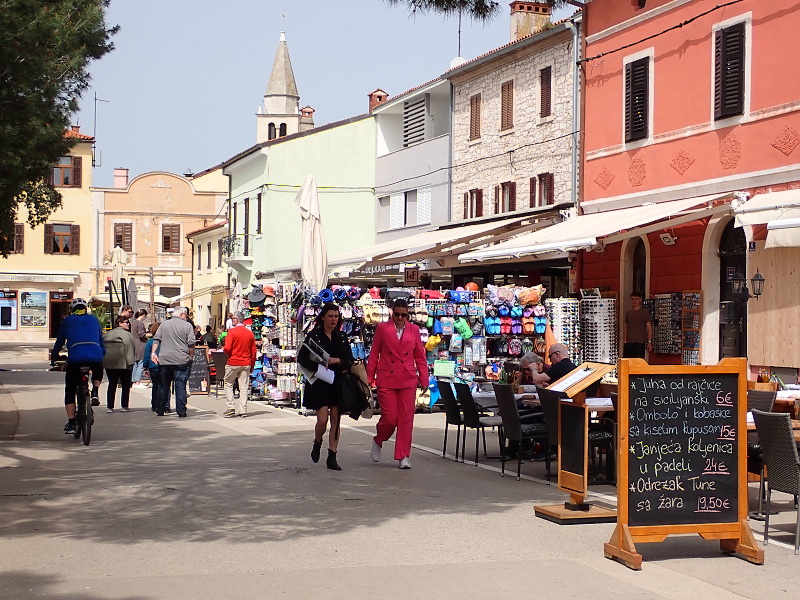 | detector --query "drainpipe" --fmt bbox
[187,235,195,305]
[566,16,582,211]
